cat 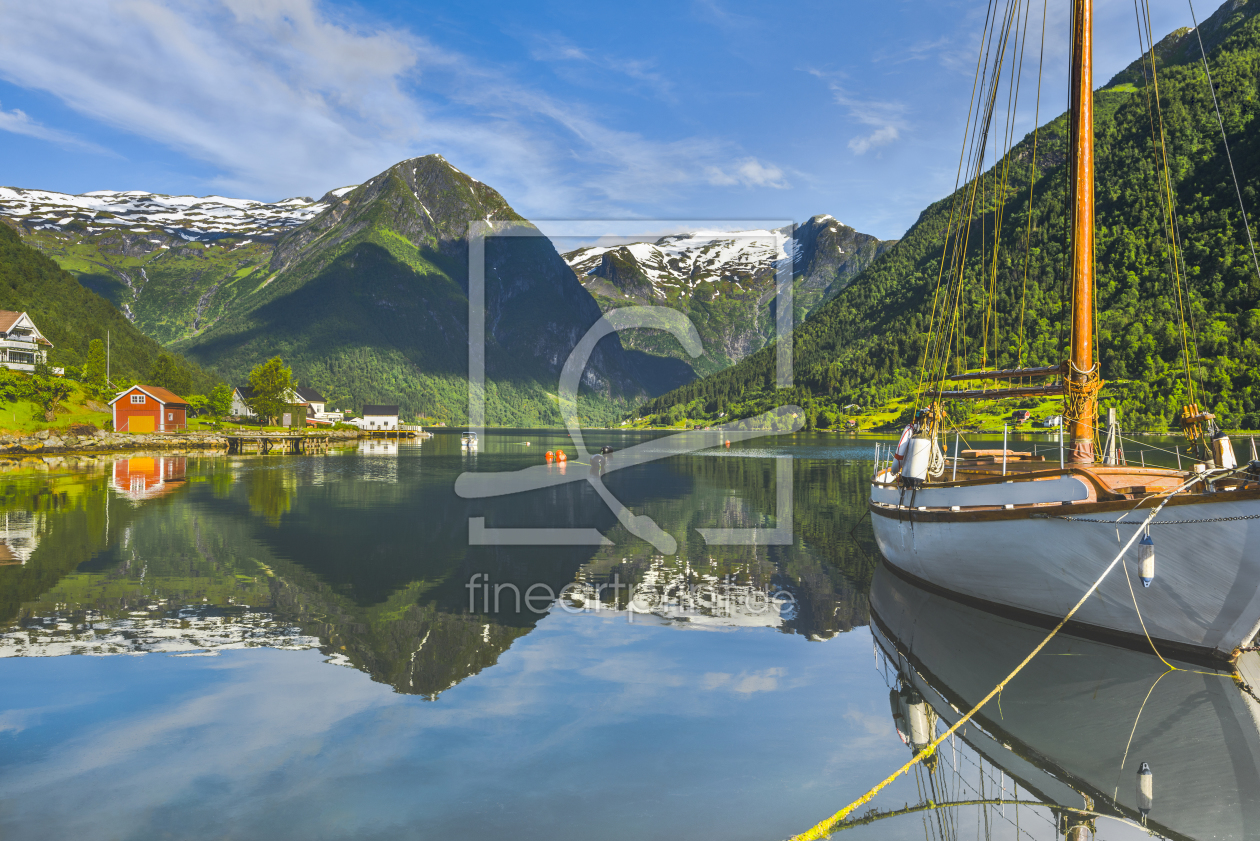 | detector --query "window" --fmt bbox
[131,394,145,404]
[167,412,174,421]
